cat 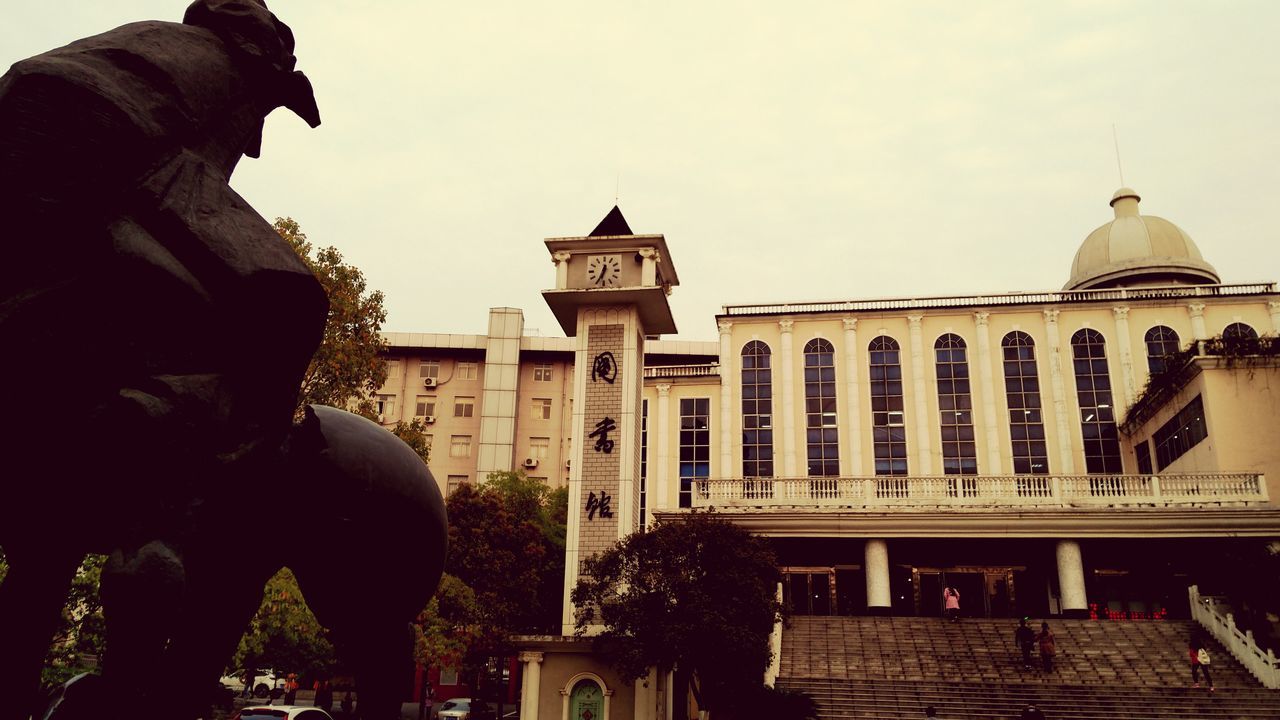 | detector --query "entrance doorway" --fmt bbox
[782,567,833,615]
[910,566,1019,617]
